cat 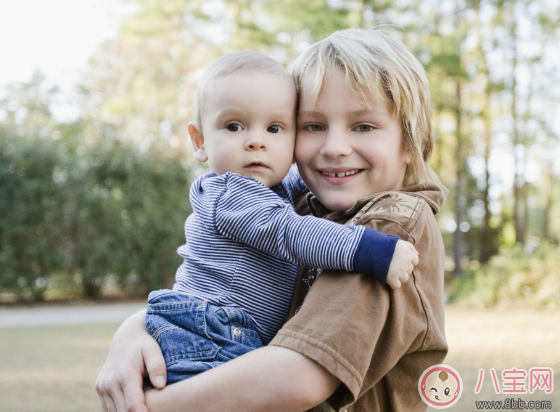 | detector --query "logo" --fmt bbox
[475,367,554,394]
[419,364,463,409]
